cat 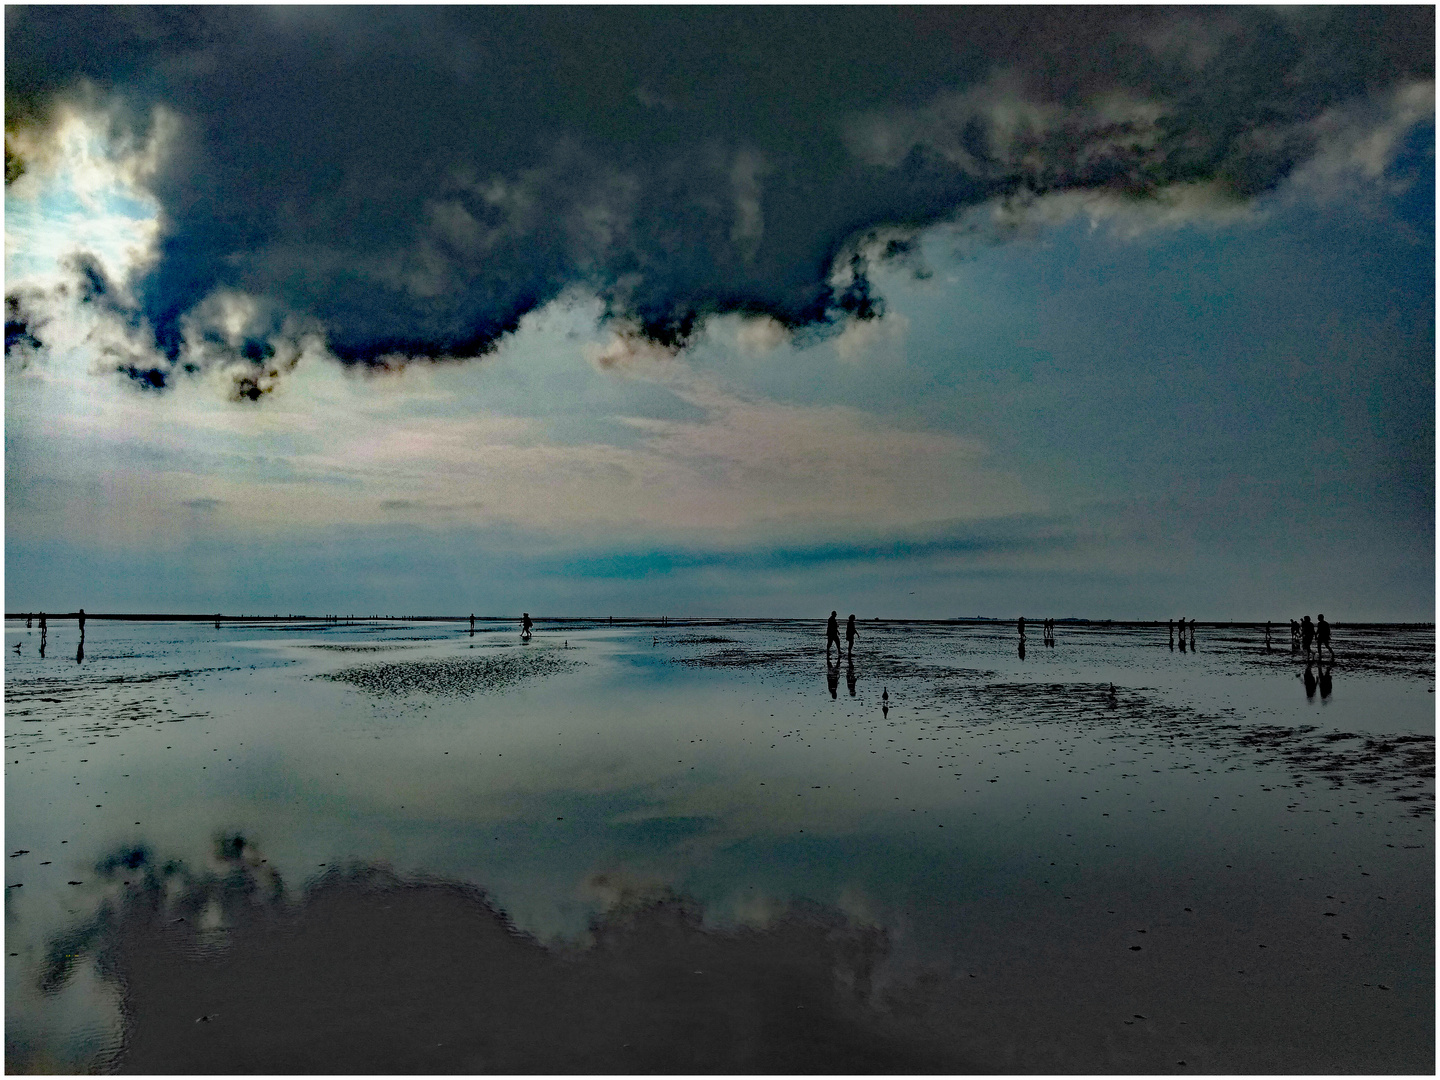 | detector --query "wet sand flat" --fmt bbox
[5,618,1433,1072]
